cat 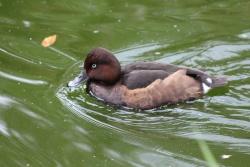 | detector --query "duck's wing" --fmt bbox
[121,62,177,89]
[121,62,203,89]
[121,70,169,89]
[121,62,227,90]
